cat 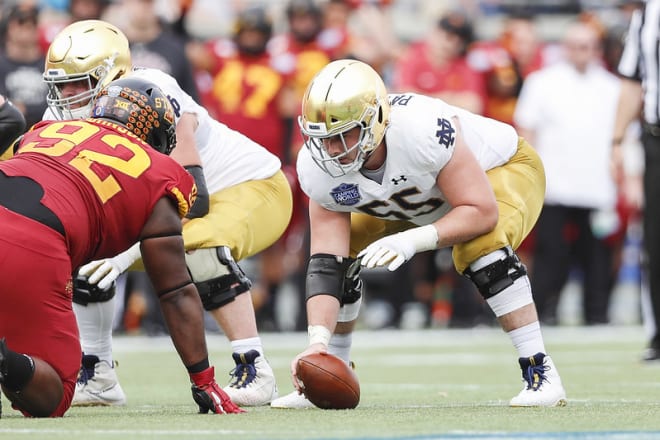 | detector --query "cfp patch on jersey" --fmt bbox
[330,183,361,206]
[435,118,456,149]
